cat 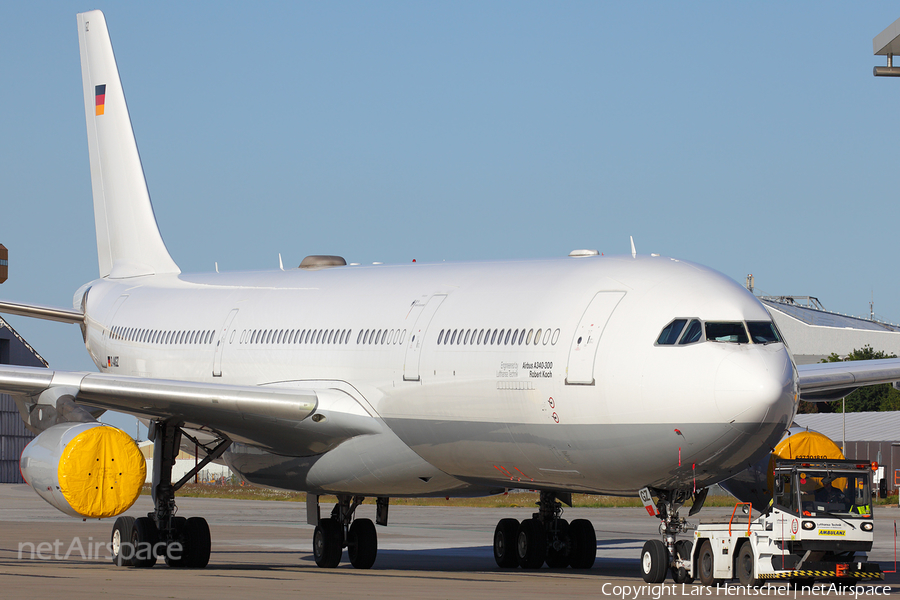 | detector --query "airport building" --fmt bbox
[793,411,900,495]
[760,295,900,365]
[0,316,46,483]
